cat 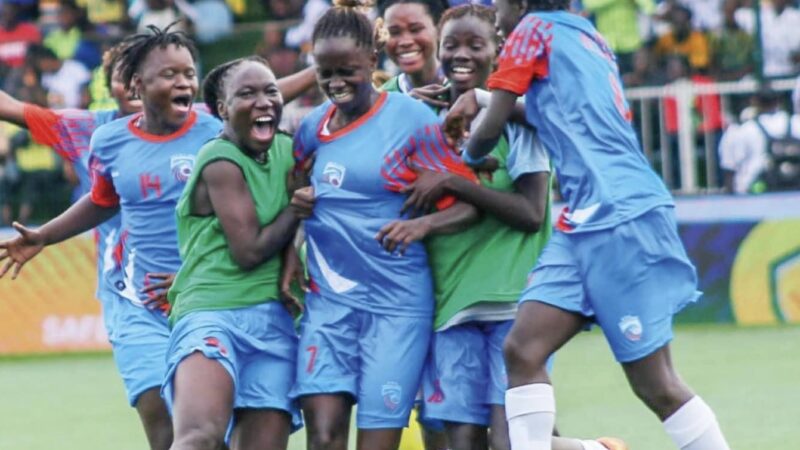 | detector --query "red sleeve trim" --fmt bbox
[90,173,120,208]
[23,103,64,148]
